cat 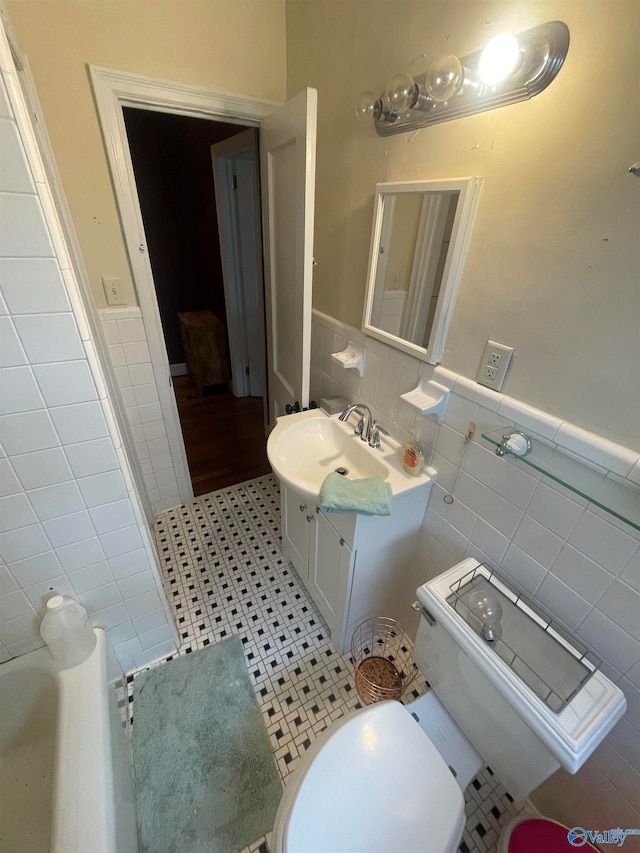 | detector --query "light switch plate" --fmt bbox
[476,339,513,391]
[102,276,125,306]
